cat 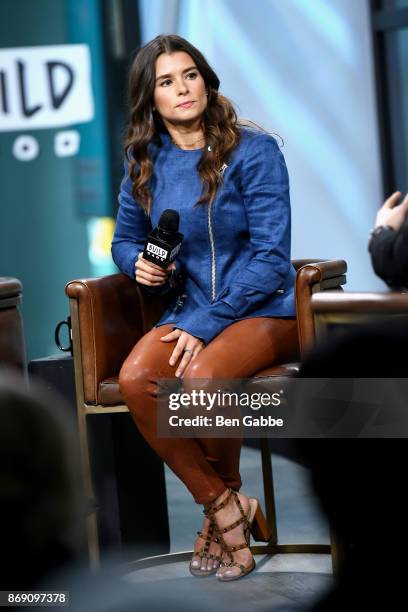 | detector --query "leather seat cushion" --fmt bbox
[252,362,300,378]
[98,376,123,406]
